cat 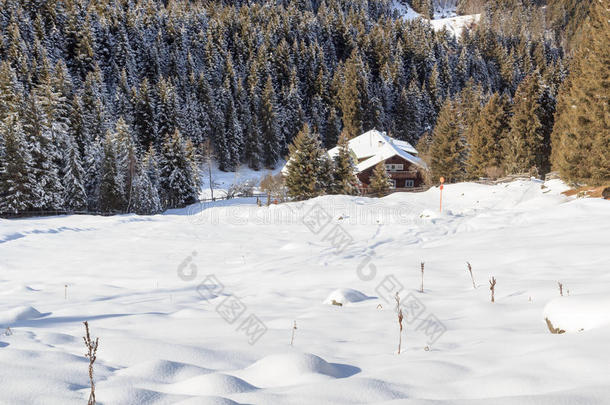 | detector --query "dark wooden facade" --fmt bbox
[357,155,425,190]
